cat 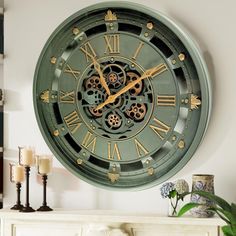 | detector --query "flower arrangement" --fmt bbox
[160,179,189,216]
